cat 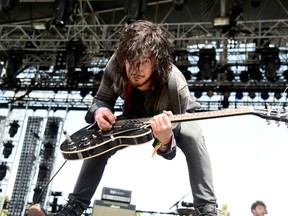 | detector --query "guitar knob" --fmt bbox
[69,145,77,150]
[82,138,91,147]
[79,137,91,147]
